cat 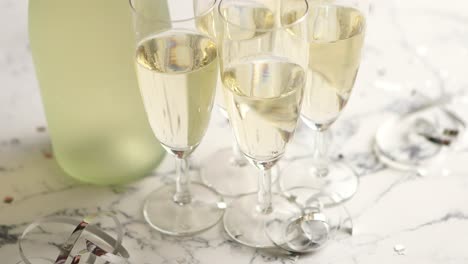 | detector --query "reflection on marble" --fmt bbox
[1,0,468,263]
